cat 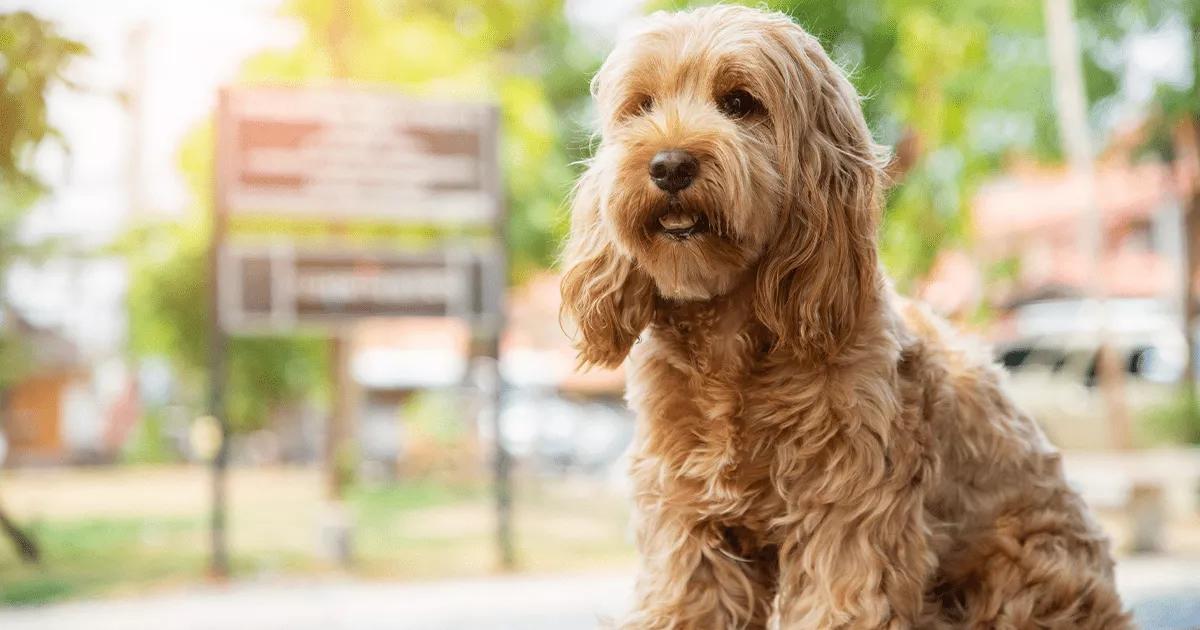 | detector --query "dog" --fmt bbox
[559,6,1131,629]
